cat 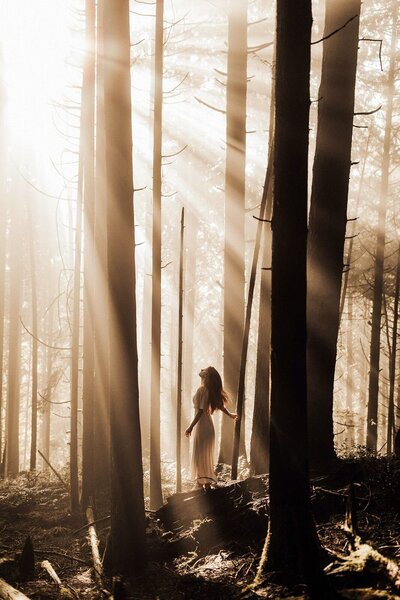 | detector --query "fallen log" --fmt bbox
[41,561,75,599]
[0,578,31,600]
[86,505,104,586]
